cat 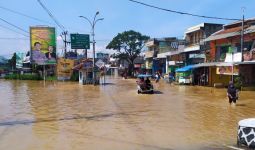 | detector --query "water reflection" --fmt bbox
[0,78,255,149]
